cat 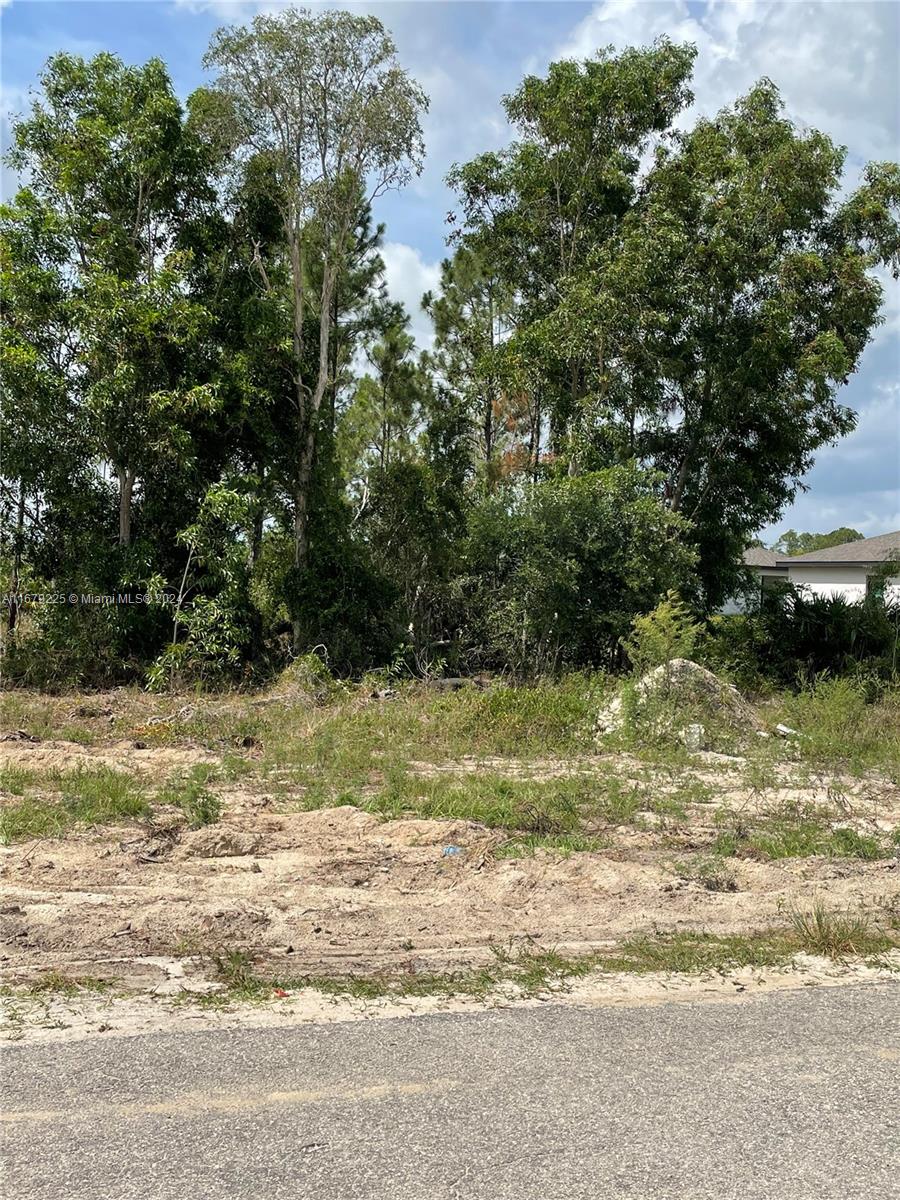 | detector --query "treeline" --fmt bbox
[2,9,899,688]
